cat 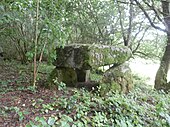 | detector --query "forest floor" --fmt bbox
[0,60,76,126]
[0,60,170,127]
